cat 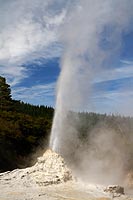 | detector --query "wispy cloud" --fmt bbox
[0,0,67,86]
[0,0,66,63]
[12,82,56,106]
[1,0,133,115]
[91,77,133,116]
[93,62,133,84]
[120,59,133,65]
